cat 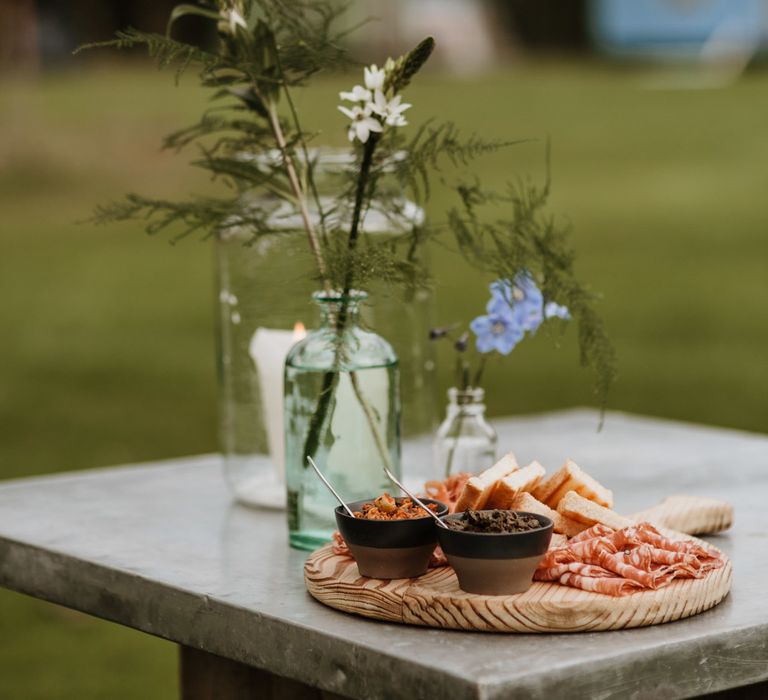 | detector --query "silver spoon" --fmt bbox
[306,456,356,518]
[382,465,450,529]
